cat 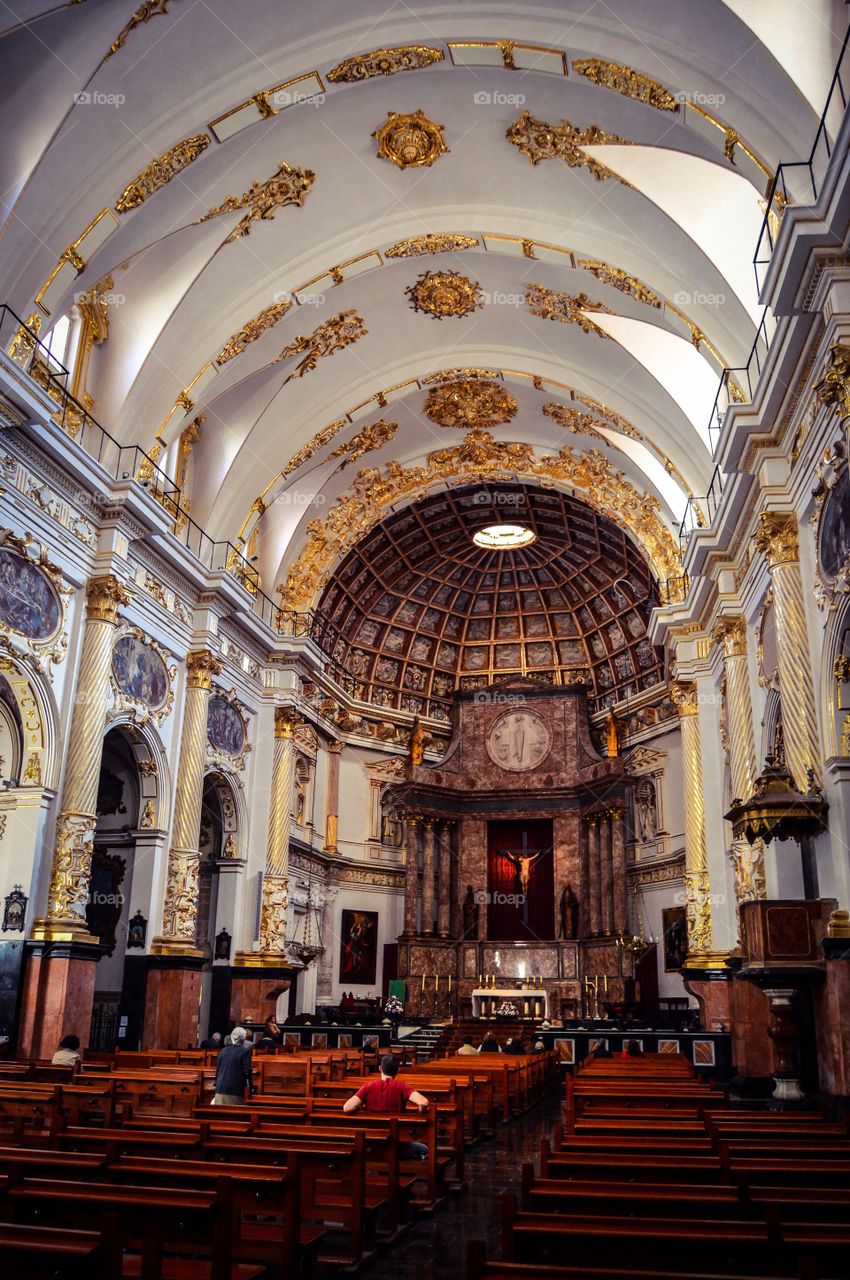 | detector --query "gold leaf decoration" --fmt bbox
[542,402,604,439]
[576,259,661,307]
[525,283,613,338]
[328,45,444,82]
[572,58,679,112]
[406,270,483,319]
[506,111,632,185]
[424,379,517,429]
[105,0,173,60]
[197,162,315,243]
[385,232,477,257]
[216,300,292,365]
[273,310,367,381]
[115,134,210,212]
[330,419,398,469]
[373,110,449,169]
[284,419,348,476]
